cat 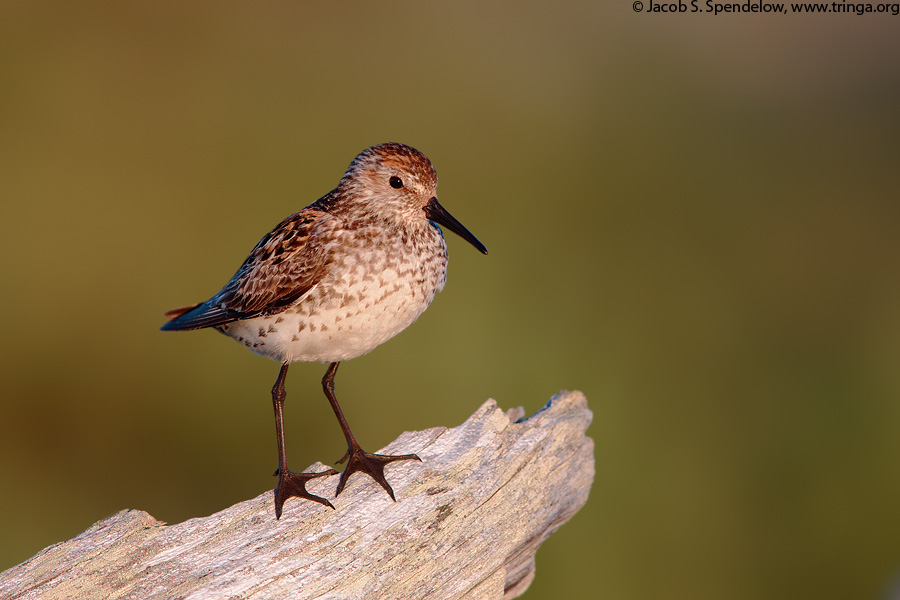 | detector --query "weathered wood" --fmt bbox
[1,391,594,600]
